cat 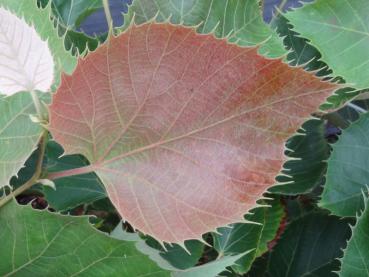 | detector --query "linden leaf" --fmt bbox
[49,22,338,243]
[0,7,54,95]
